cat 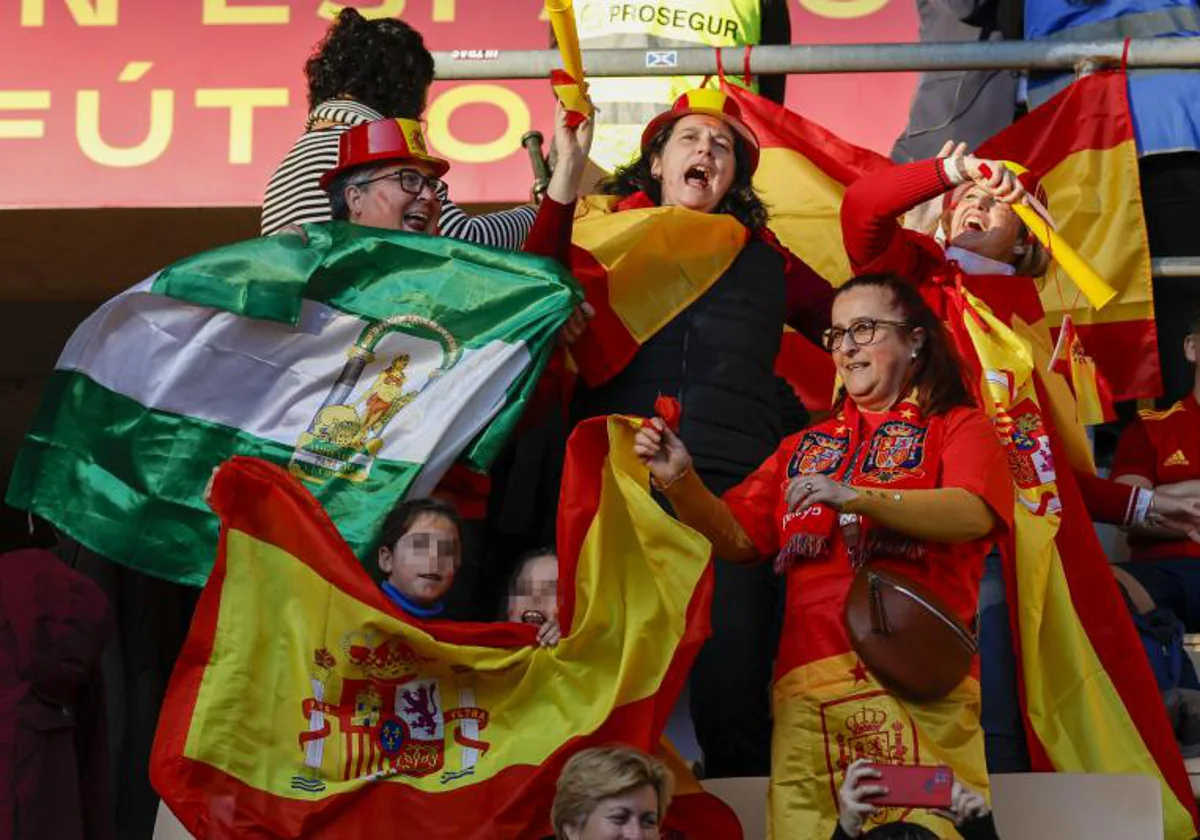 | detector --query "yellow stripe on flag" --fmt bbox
[1039,140,1153,327]
[769,653,987,840]
[573,196,747,341]
[754,147,854,285]
[1013,510,1196,840]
